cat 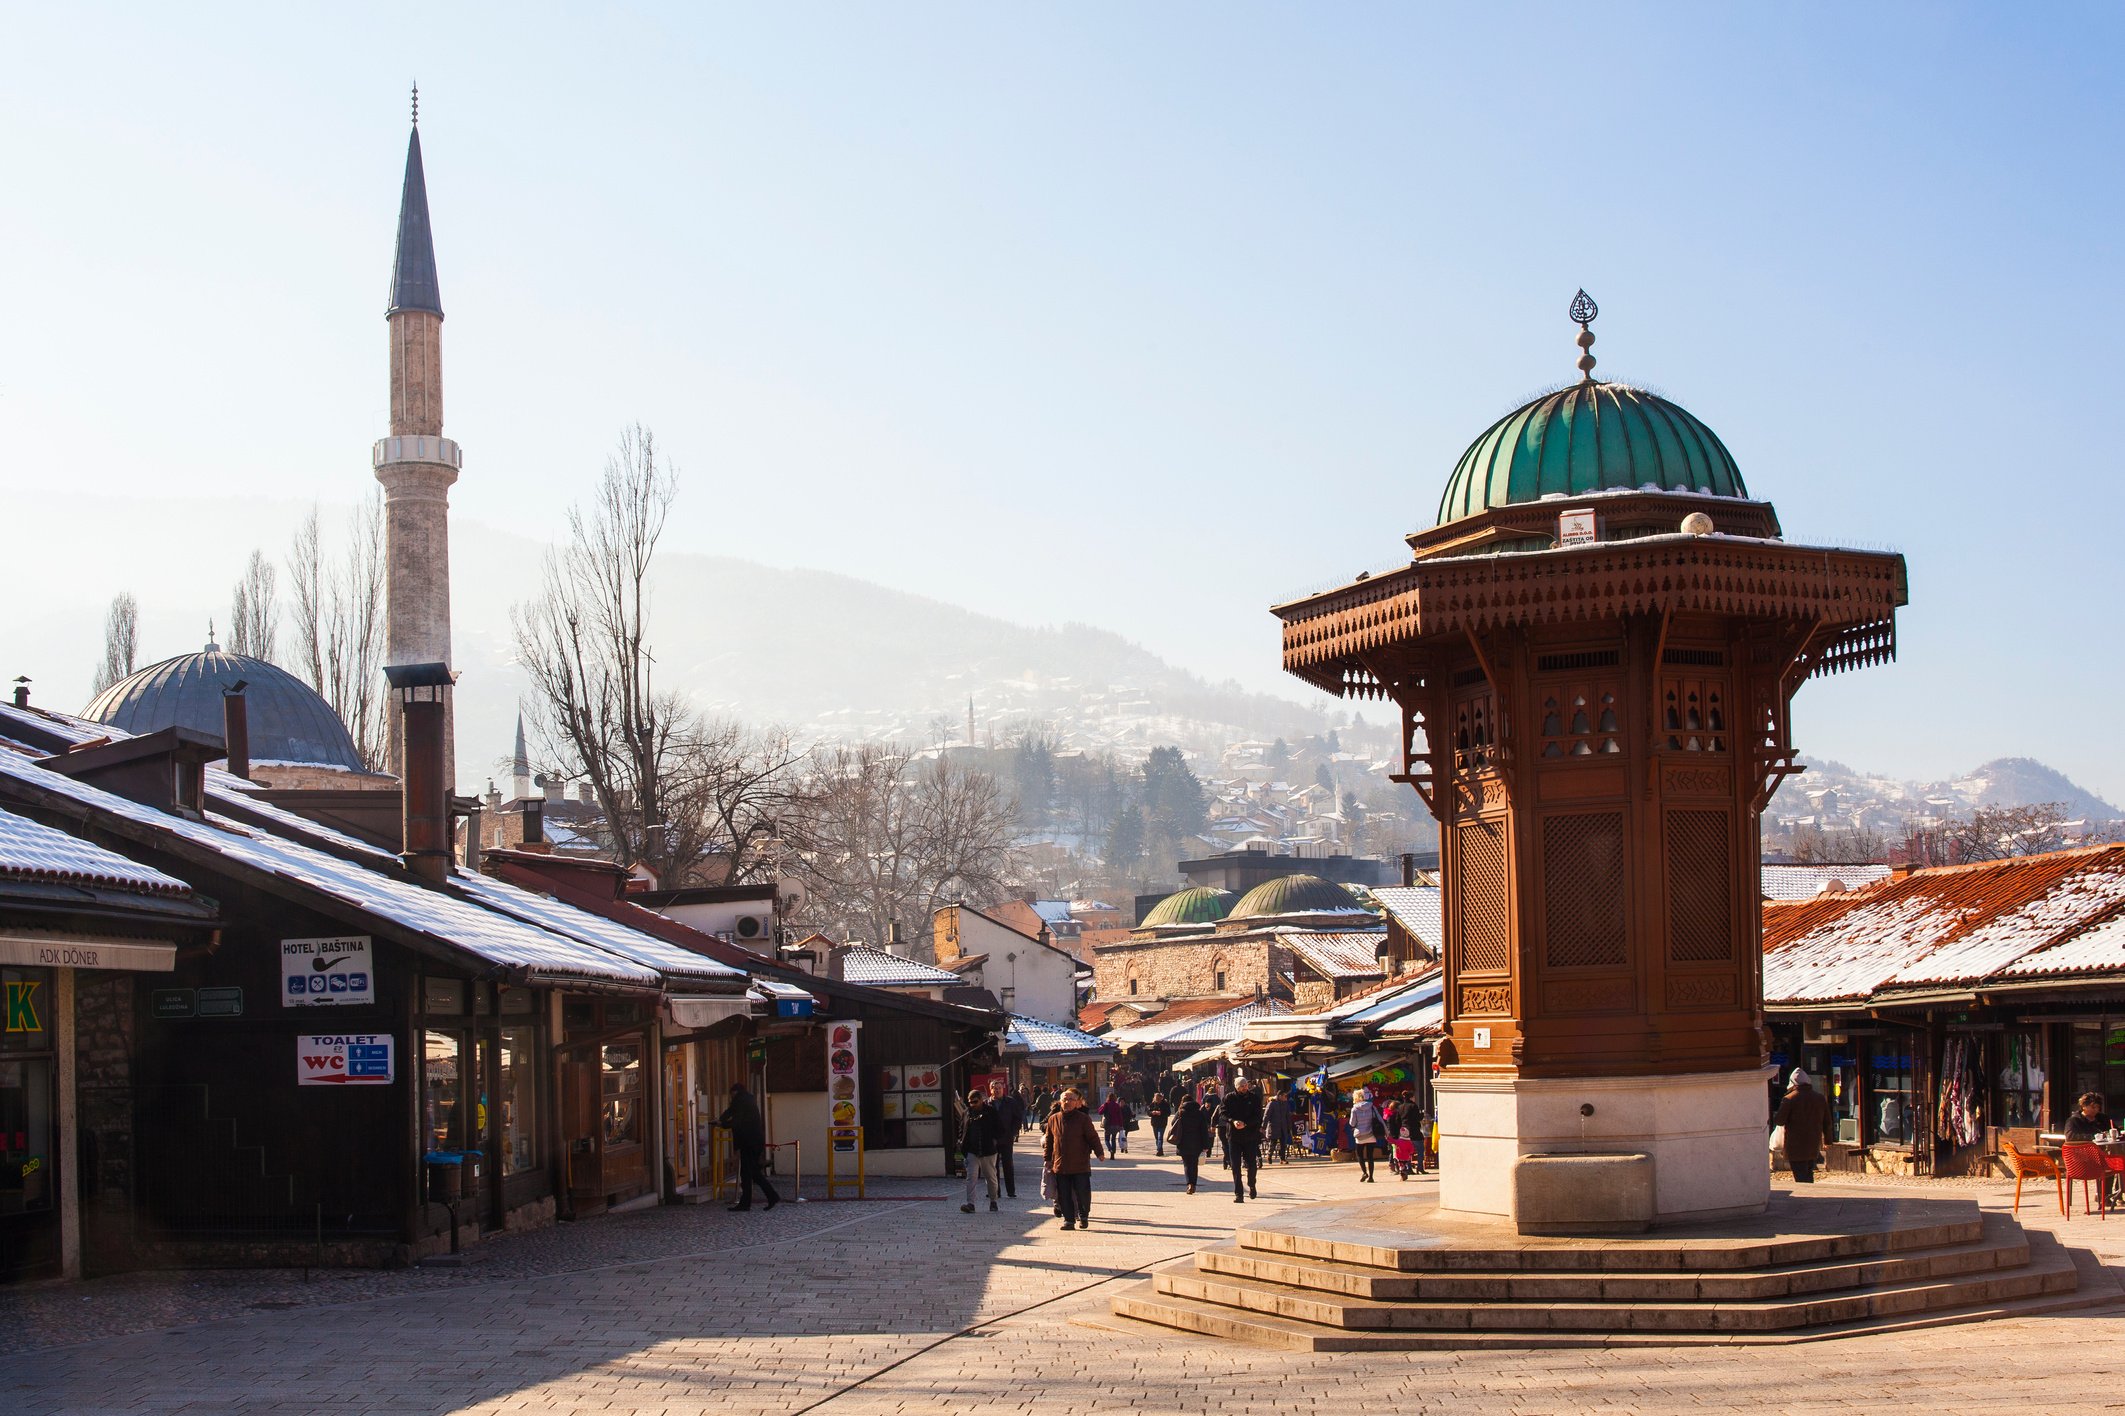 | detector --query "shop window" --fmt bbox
[603,1043,643,1147]
[2069,1021,2125,1119]
[423,977,467,1015]
[498,1026,539,1176]
[0,1054,53,1215]
[423,1031,465,1151]
[1998,1031,2043,1128]
[1866,1042,1917,1147]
